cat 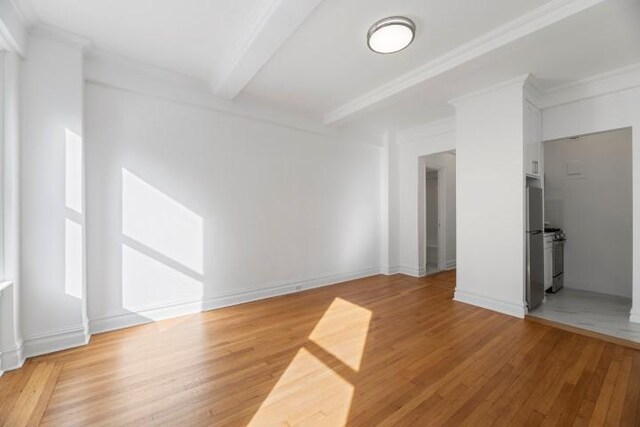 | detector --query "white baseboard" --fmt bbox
[90,267,380,335]
[398,266,425,277]
[454,289,526,319]
[22,322,90,359]
[564,281,631,299]
[630,309,640,324]
[0,340,25,372]
[379,265,400,275]
[446,260,457,270]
